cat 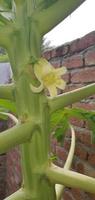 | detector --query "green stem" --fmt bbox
[0,84,15,100]
[0,25,13,48]
[0,121,35,154]
[15,0,23,6]
[0,112,18,124]
[46,166,95,194]
[35,0,86,35]
[19,92,56,199]
[56,125,75,200]
[48,83,95,113]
